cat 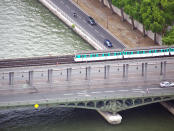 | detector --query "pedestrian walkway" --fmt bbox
[73,0,156,48]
